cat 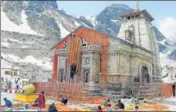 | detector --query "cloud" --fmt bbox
[159,17,176,42]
